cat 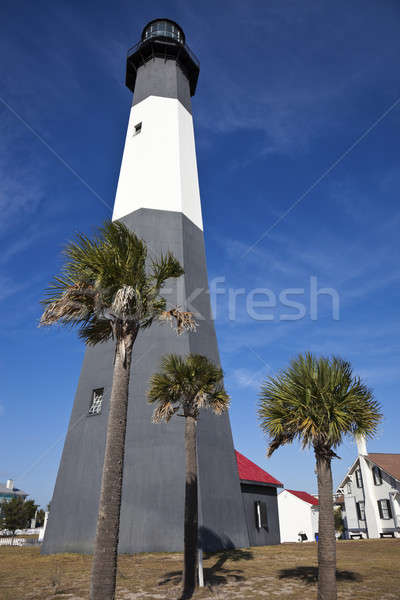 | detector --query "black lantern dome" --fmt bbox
[126,18,199,96]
